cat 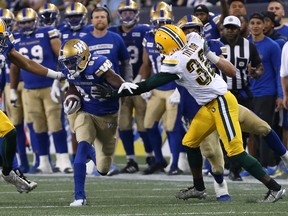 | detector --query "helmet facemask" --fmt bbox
[0,31,8,53]
[39,11,59,27]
